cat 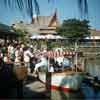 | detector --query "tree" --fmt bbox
[13,28,30,43]
[14,28,26,36]
[56,19,90,41]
